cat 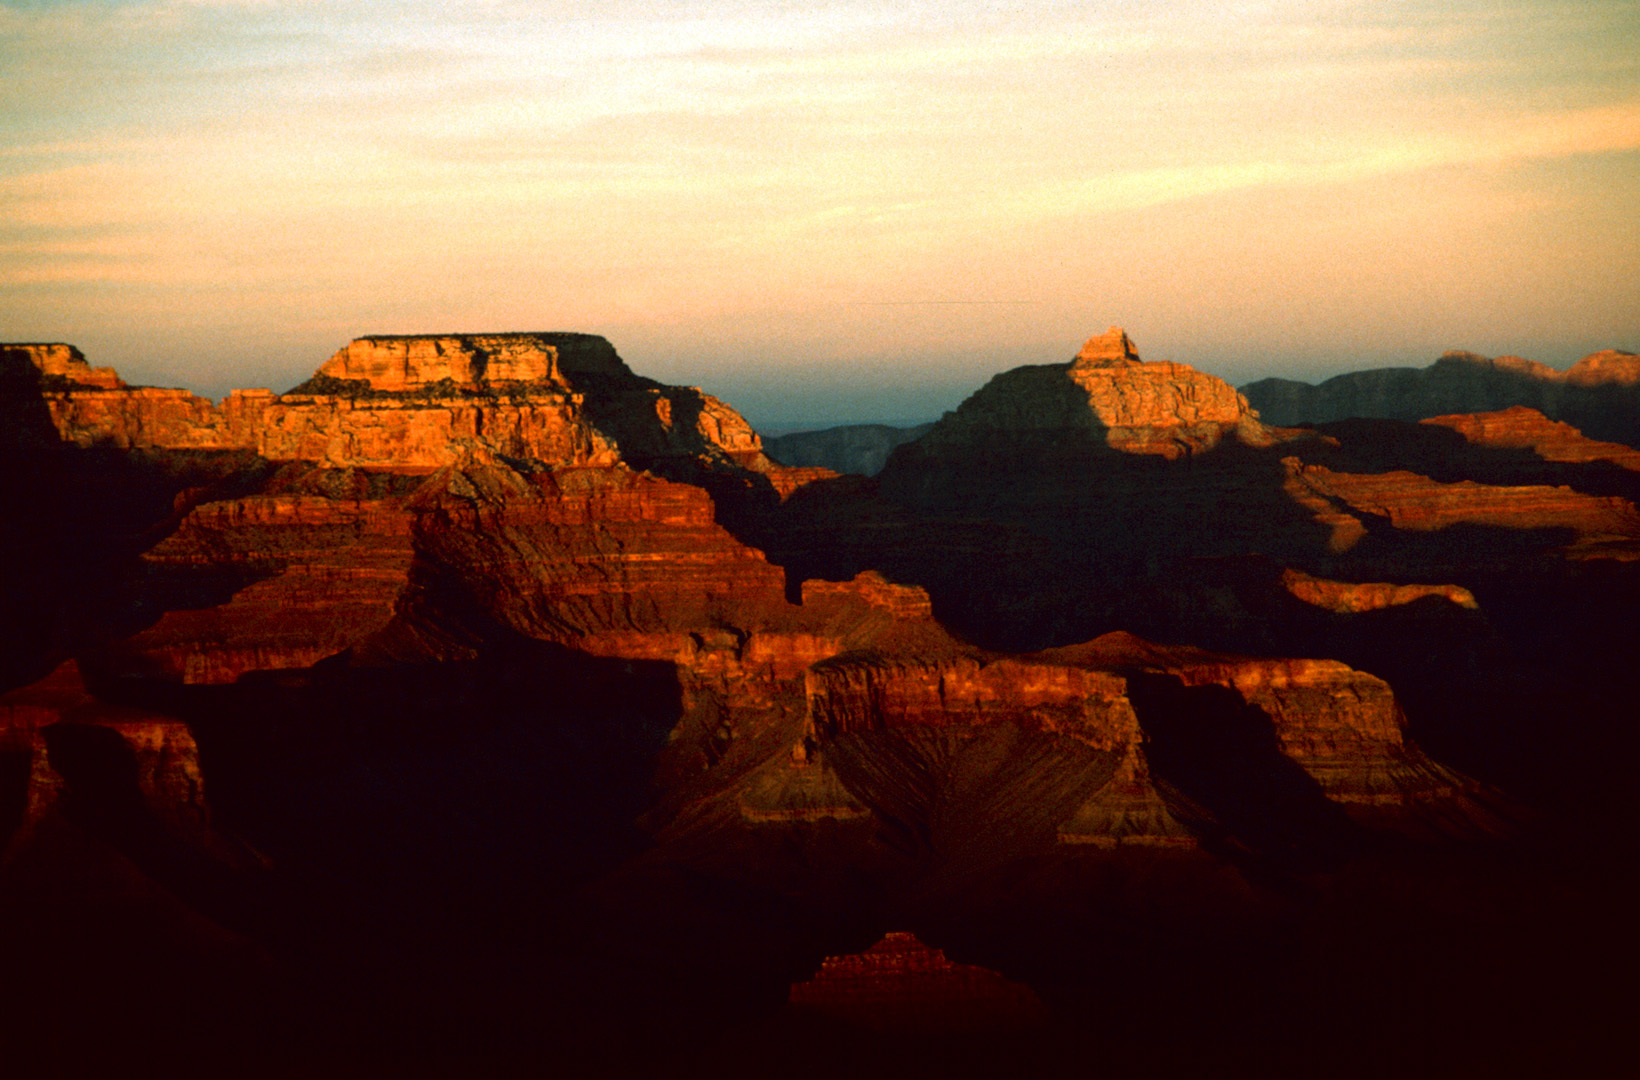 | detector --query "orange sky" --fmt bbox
[4,1,1637,427]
